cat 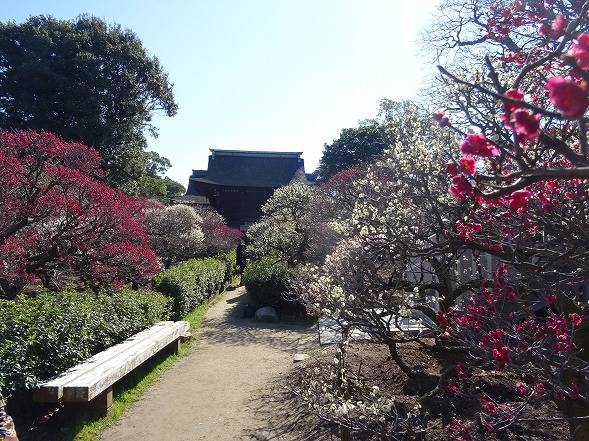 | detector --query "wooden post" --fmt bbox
[167,337,182,354]
[71,386,113,417]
